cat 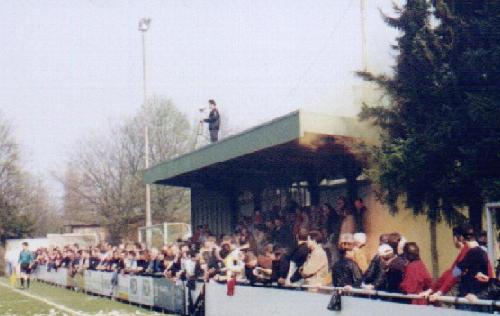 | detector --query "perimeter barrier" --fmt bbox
[30,266,498,316]
[32,265,194,315]
[205,282,497,316]
[32,266,69,287]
